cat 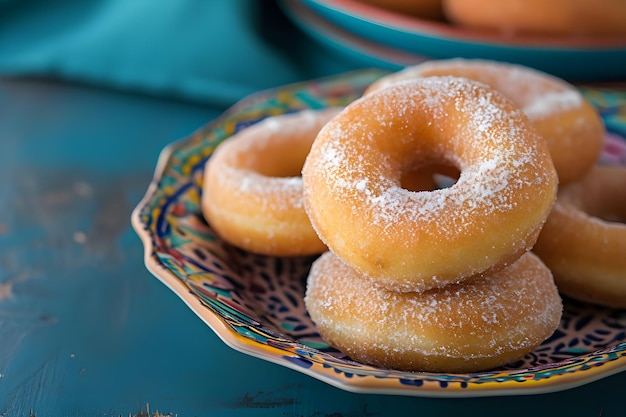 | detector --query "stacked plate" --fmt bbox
[280,0,626,81]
